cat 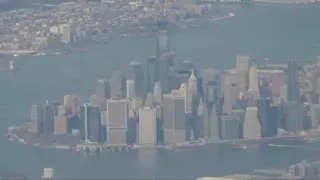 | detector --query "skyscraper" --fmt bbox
[257,98,277,137]
[95,79,110,100]
[139,107,157,145]
[106,98,128,145]
[126,79,135,98]
[146,56,157,92]
[163,90,186,144]
[287,61,300,101]
[110,70,126,98]
[80,103,101,142]
[157,29,169,60]
[127,61,145,99]
[243,107,261,139]
[42,102,55,134]
[283,101,305,132]
[248,64,259,94]
[29,104,42,134]
[158,53,171,93]
[187,69,198,115]
[153,82,162,104]
[236,55,251,73]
